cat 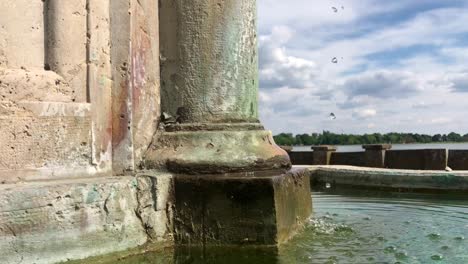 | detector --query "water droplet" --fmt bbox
[440,245,449,250]
[377,236,386,241]
[328,256,338,261]
[395,250,408,260]
[325,182,332,189]
[364,216,371,221]
[431,254,443,261]
[455,236,465,241]
[331,57,338,64]
[384,246,397,253]
[332,7,338,13]
[323,214,333,220]
[427,233,441,240]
